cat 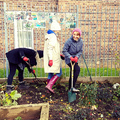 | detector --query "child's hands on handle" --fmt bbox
[23,57,29,61]
[70,57,74,62]
[32,69,35,74]
[74,56,78,63]
[70,56,78,63]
